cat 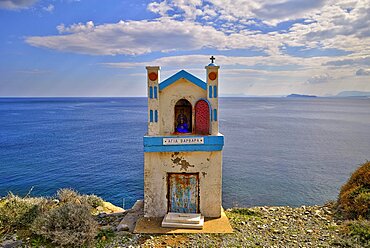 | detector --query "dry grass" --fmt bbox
[57,188,104,208]
[32,202,98,247]
[0,189,102,247]
[0,193,48,233]
[338,161,370,220]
